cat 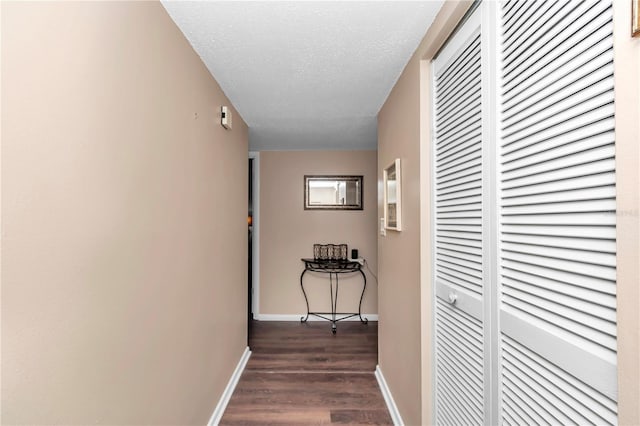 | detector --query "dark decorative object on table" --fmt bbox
[313,243,348,260]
